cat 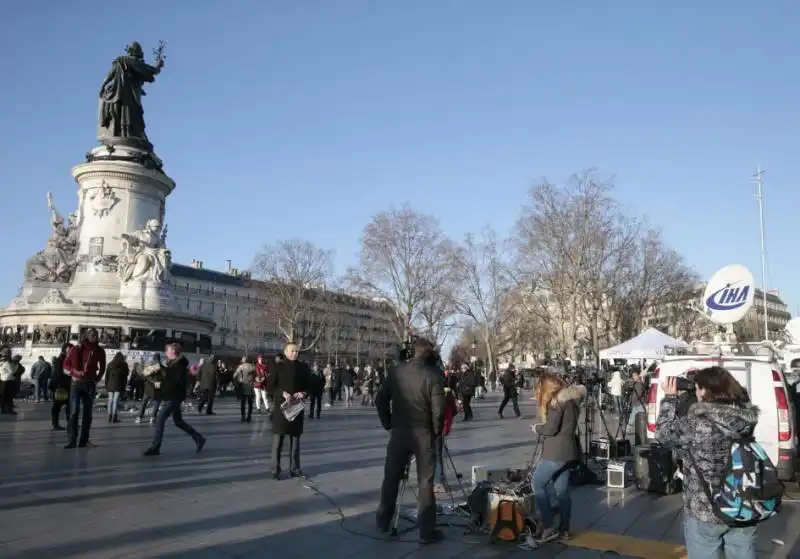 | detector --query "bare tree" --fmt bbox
[614,228,699,340]
[251,238,334,351]
[452,228,512,375]
[347,205,457,345]
[515,169,697,361]
[238,309,267,357]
